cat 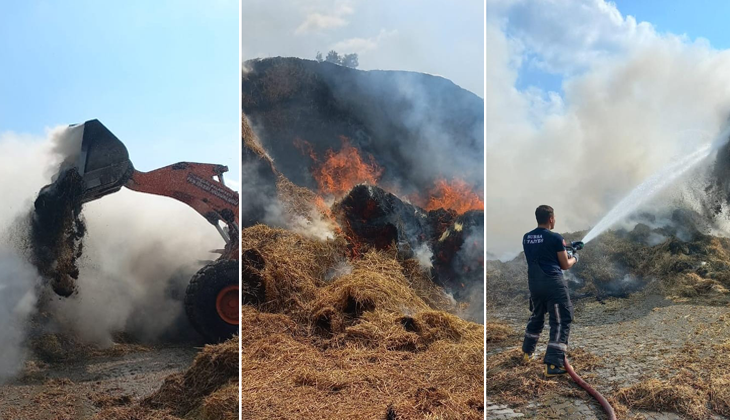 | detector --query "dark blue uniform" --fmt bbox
[521,228,573,367]
[523,228,565,276]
